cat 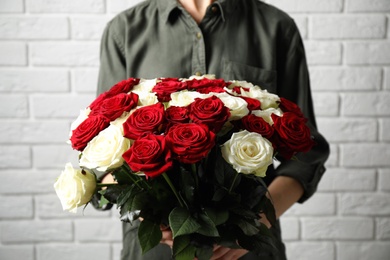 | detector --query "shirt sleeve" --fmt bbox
[275,20,330,203]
